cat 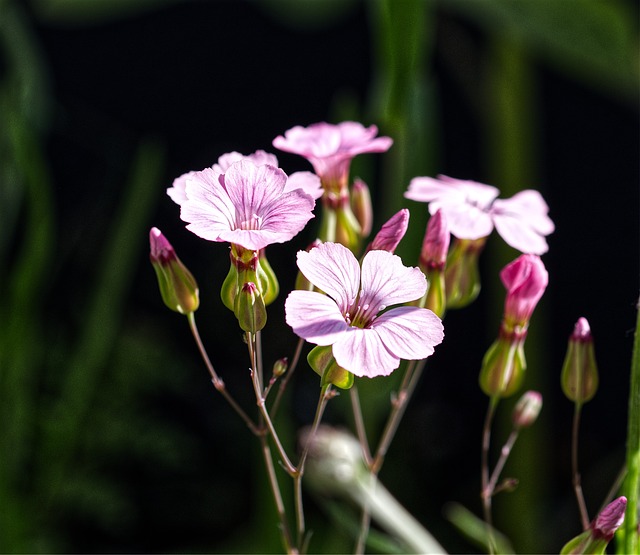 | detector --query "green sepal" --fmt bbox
[308,345,354,390]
